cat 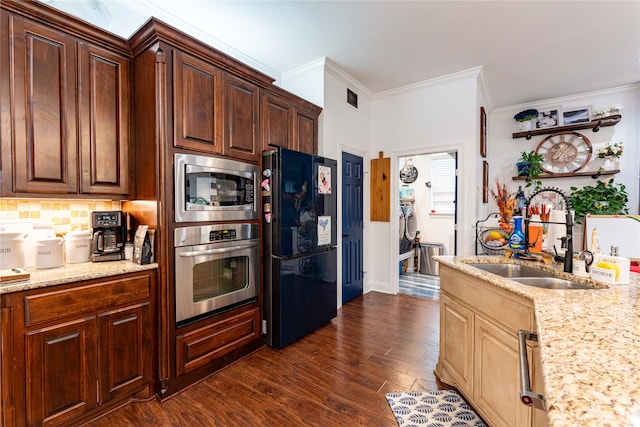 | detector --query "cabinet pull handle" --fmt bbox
[178,243,257,257]
[517,330,547,411]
